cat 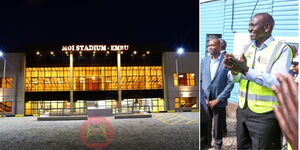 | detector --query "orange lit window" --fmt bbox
[173,73,196,86]
[0,102,12,112]
[0,78,13,88]
[25,66,163,92]
[174,97,197,108]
